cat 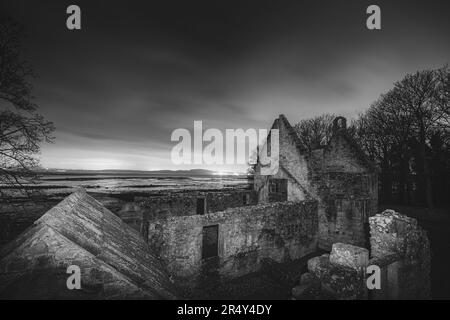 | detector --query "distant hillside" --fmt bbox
[35,168,231,177]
